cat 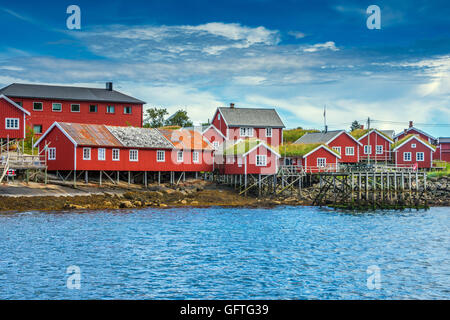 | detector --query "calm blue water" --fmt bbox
[0,206,449,299]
